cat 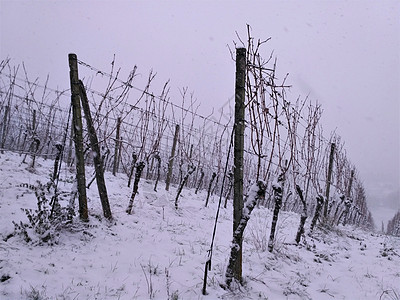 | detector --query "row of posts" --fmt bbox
[69,51,348,289]
[68,53,181,221]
